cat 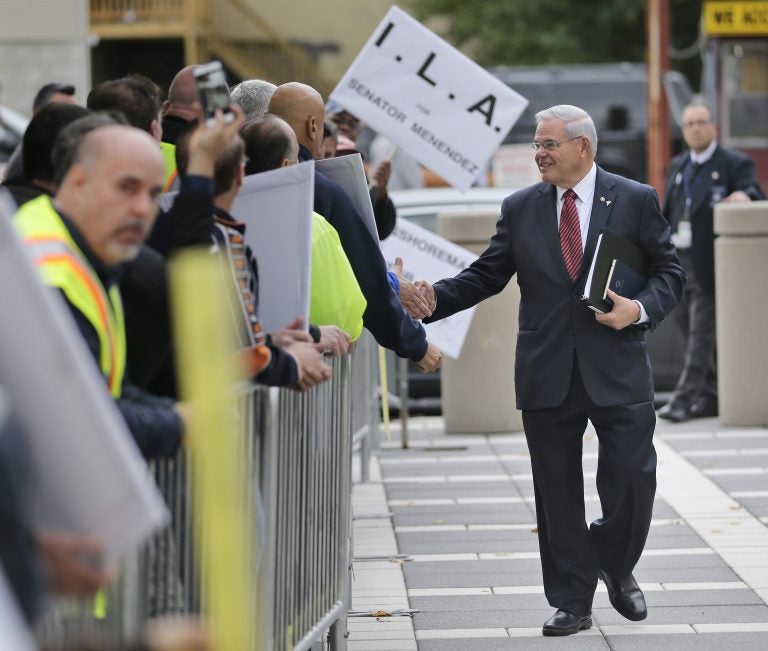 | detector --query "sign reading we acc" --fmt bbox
[329,6,527,191]
[704,1,768,35]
